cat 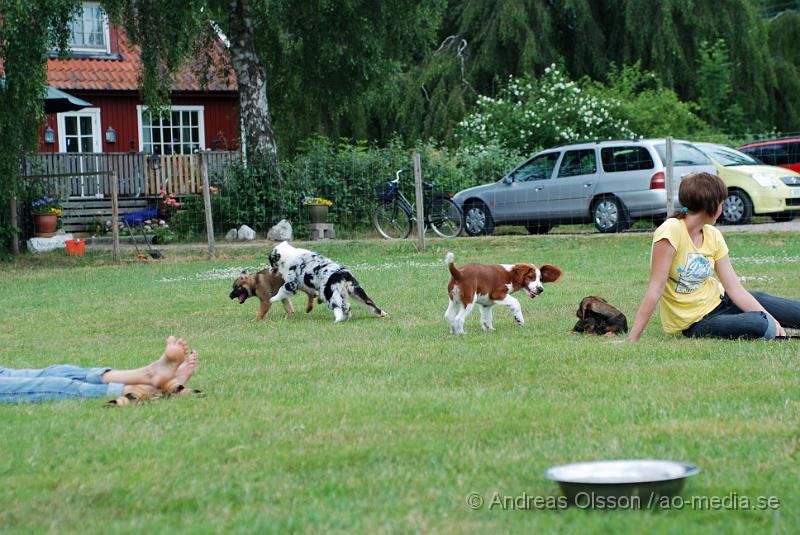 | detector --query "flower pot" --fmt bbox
[306,204,329,224]
[33,214,58,237]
